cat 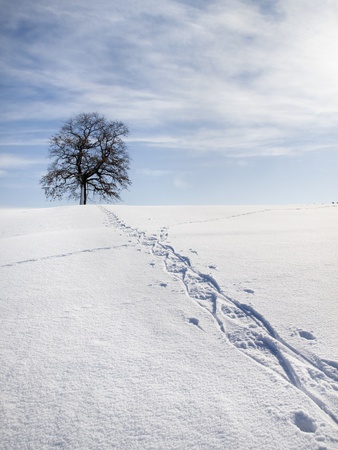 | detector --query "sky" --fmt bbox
[1,0,338,207]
